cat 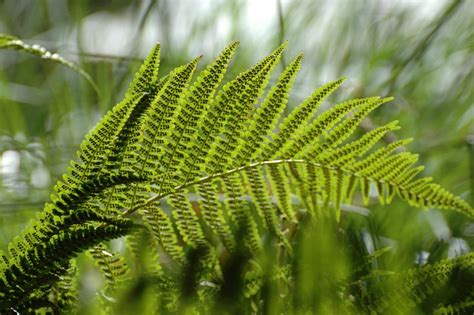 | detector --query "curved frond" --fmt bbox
[0,224,134,312]
[2,42,472,313]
